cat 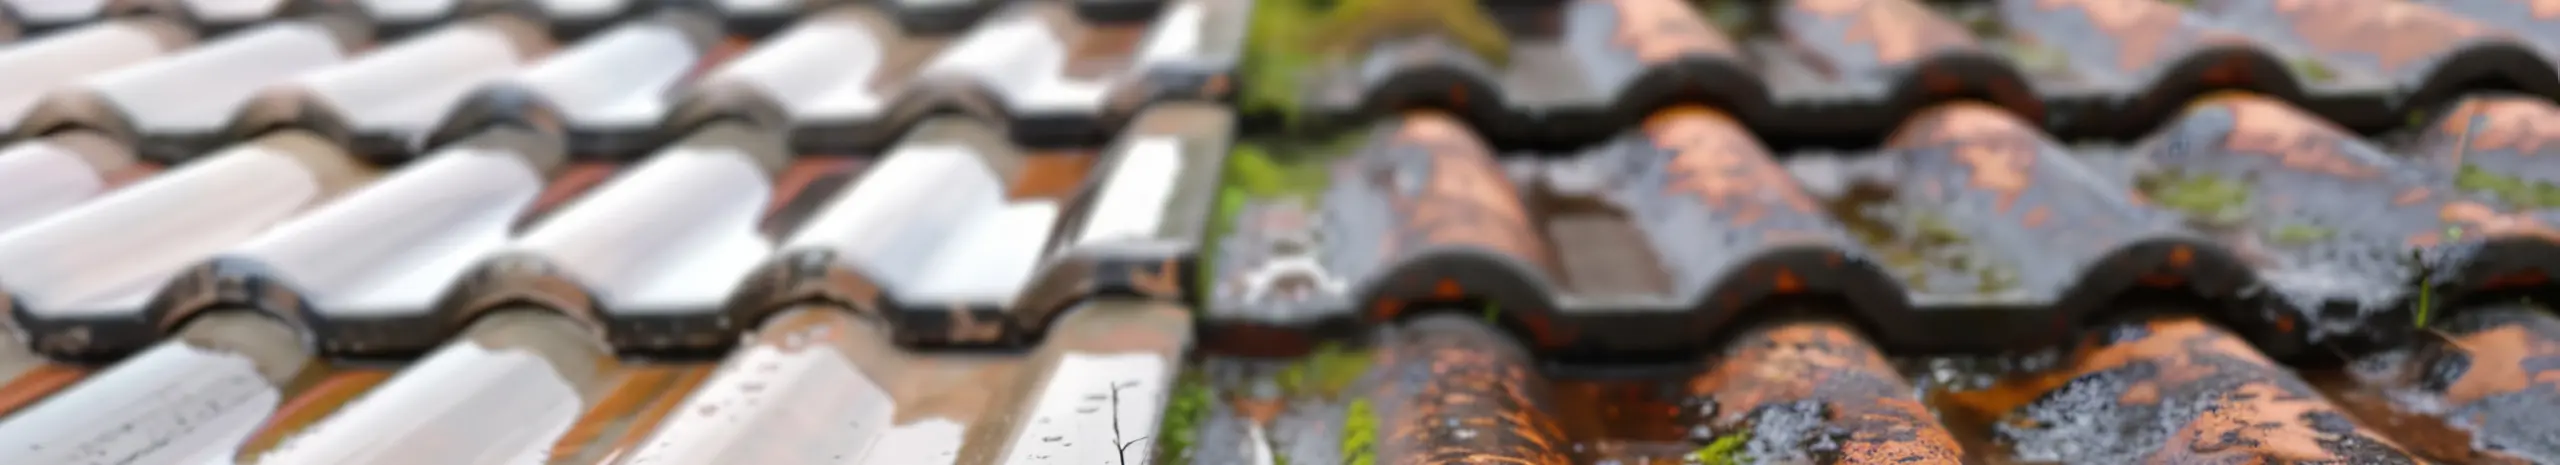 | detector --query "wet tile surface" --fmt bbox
[8,1,2560,464]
